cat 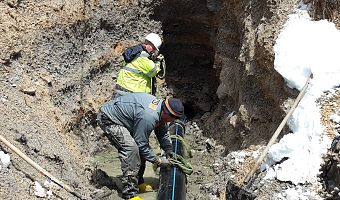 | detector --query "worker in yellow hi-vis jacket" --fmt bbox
[114,33,165,98]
